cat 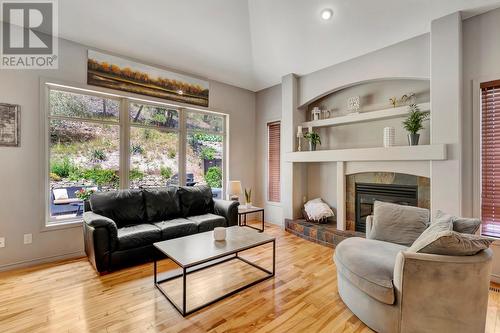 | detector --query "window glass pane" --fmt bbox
[186,111,224,133]
[129,127,179,188]
[49,89,119,122]
[129,102,179,129]
[186,133,223,198]
[49,120,119,221]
